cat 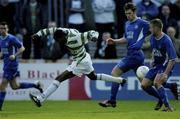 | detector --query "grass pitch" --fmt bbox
[0,100,180,119]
